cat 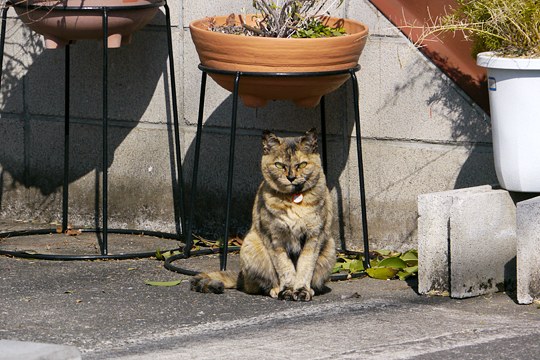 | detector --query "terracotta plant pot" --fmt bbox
[12,0,162,49]
[189,15,369,108]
